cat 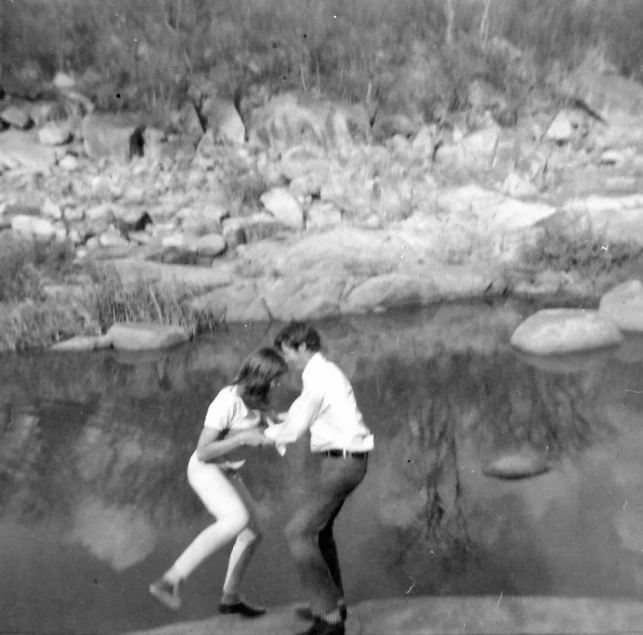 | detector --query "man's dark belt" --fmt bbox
[322,449,369,459]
